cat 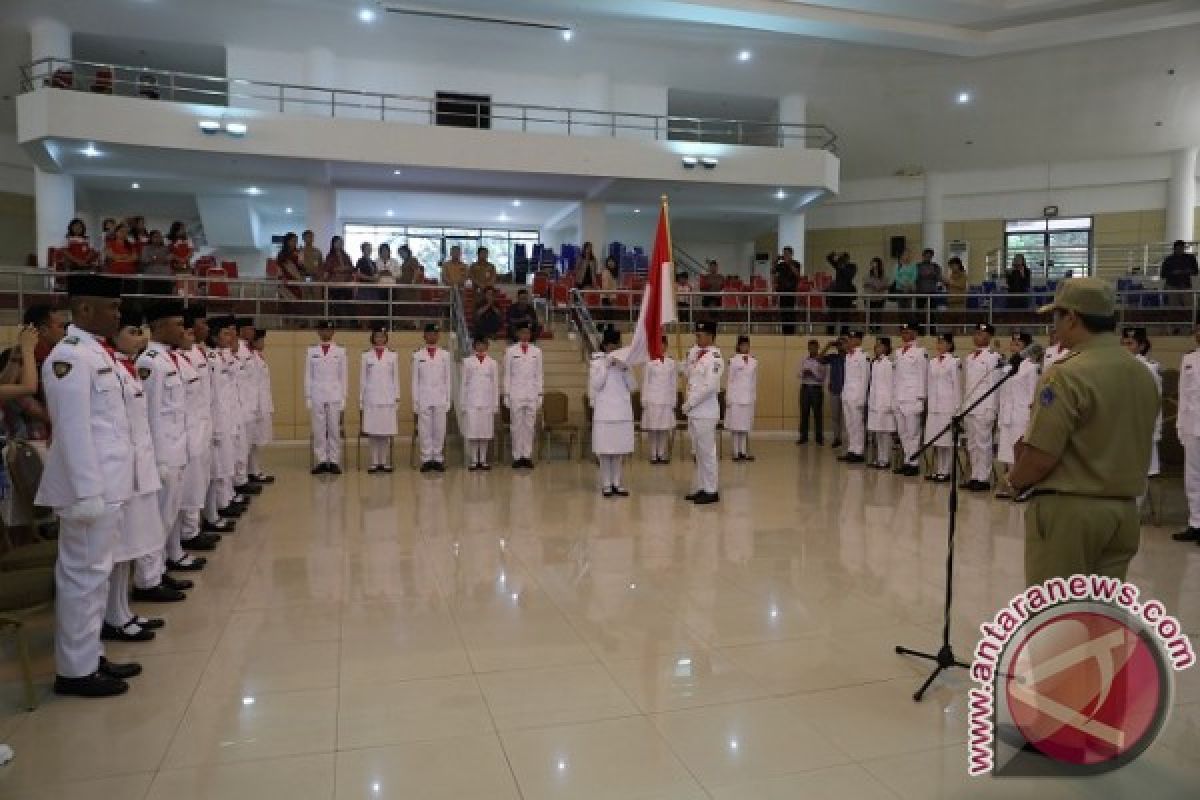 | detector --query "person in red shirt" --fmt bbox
[104,222,139,276]
[61,219,98,271]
